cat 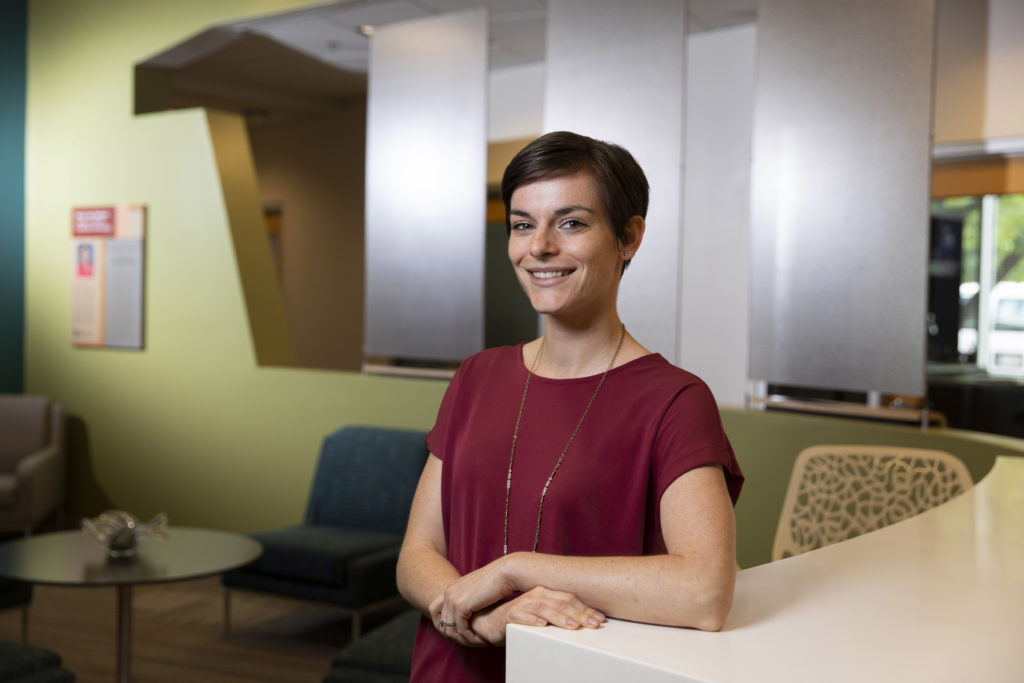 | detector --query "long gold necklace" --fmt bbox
[503,324,626,555]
